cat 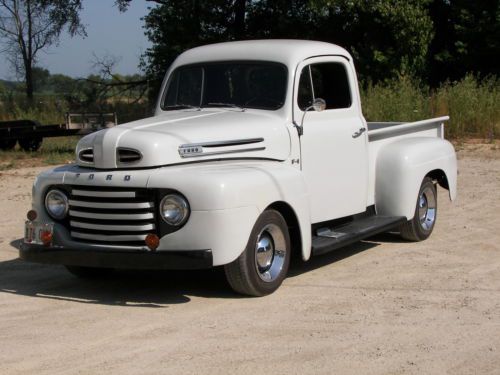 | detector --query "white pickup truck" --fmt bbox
[21,40,457,296]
